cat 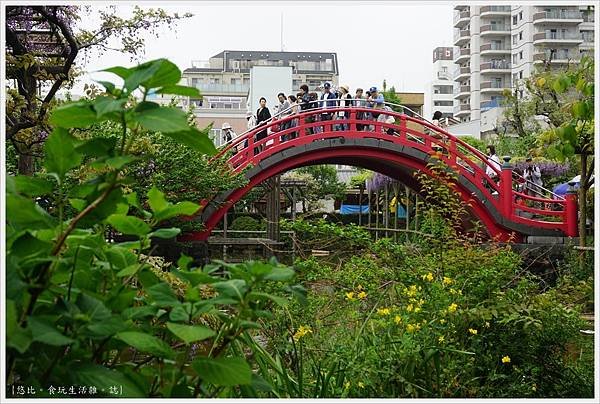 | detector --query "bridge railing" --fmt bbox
[209,102,575,237]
